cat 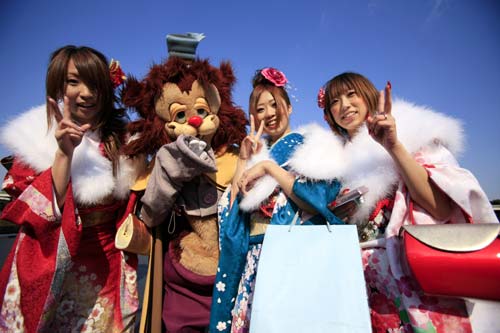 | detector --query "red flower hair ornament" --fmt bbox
[109,59,127,89]
[261,67,288,87]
